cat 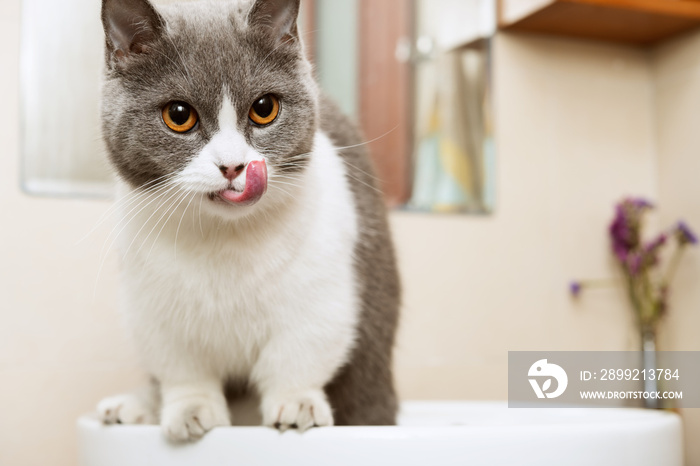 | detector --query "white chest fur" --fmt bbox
[115,132,360,387]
